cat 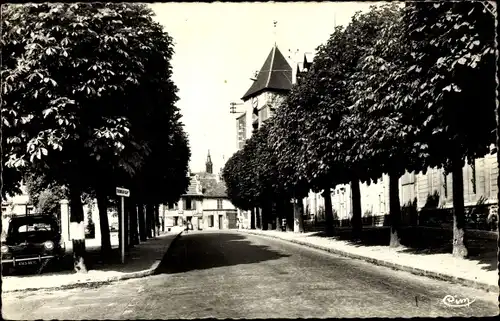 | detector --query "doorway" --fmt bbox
[218,215,223,229]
